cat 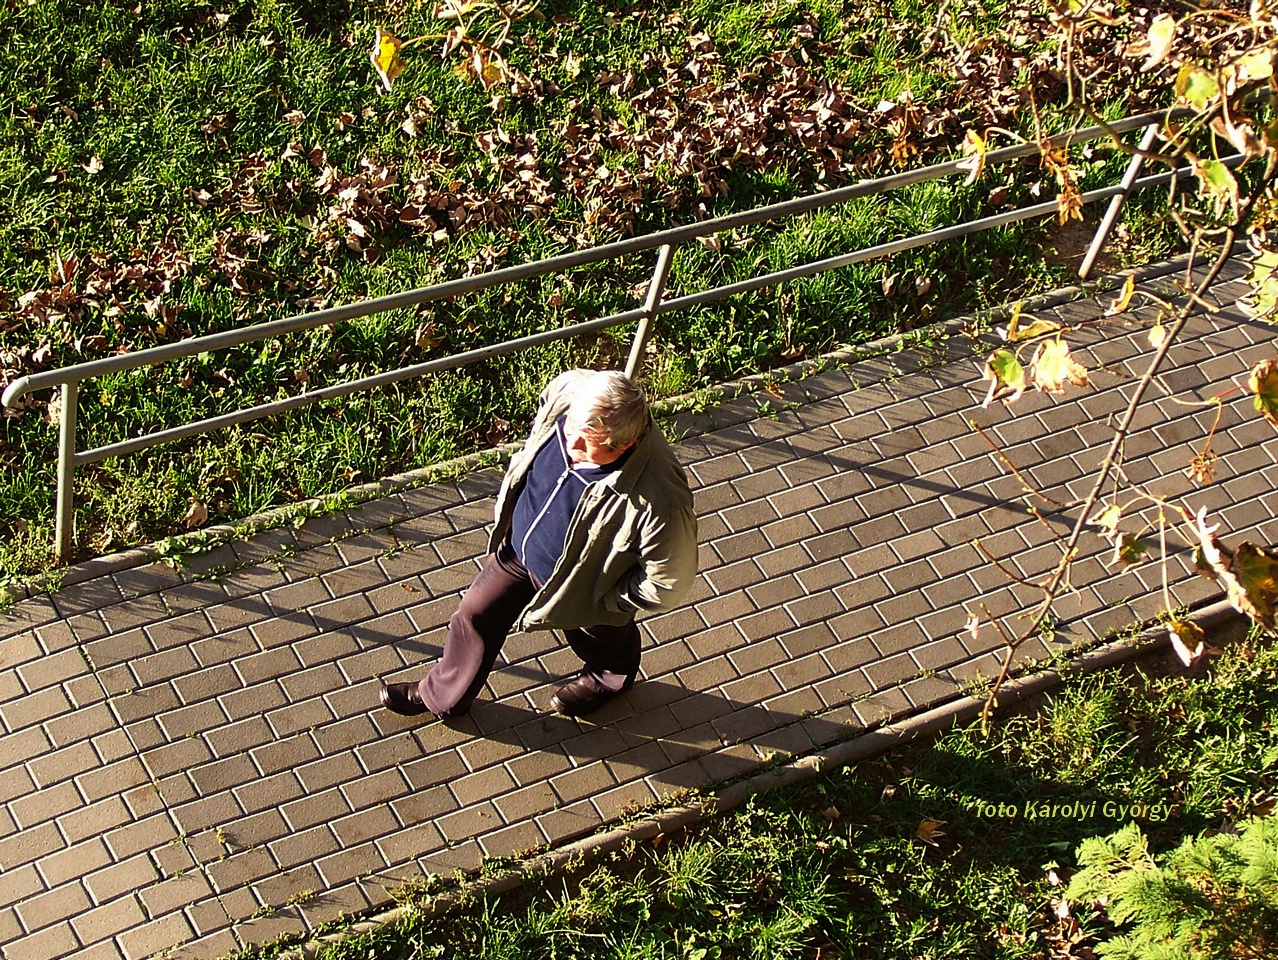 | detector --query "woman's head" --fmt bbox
[564,371,649,464]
